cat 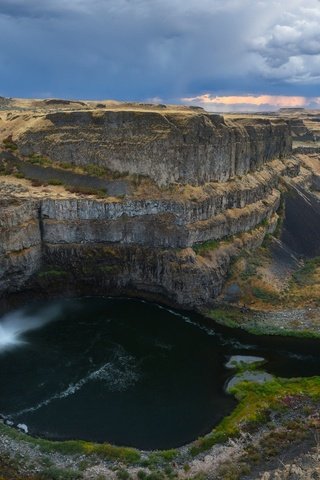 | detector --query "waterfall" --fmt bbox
[0,305,60,352]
